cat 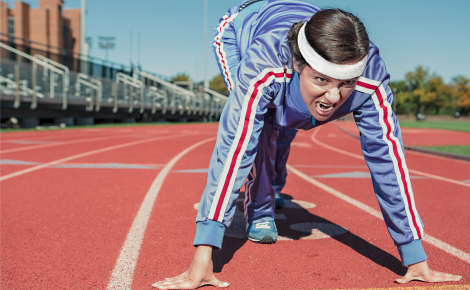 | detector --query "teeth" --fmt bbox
[316,102,334,112]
